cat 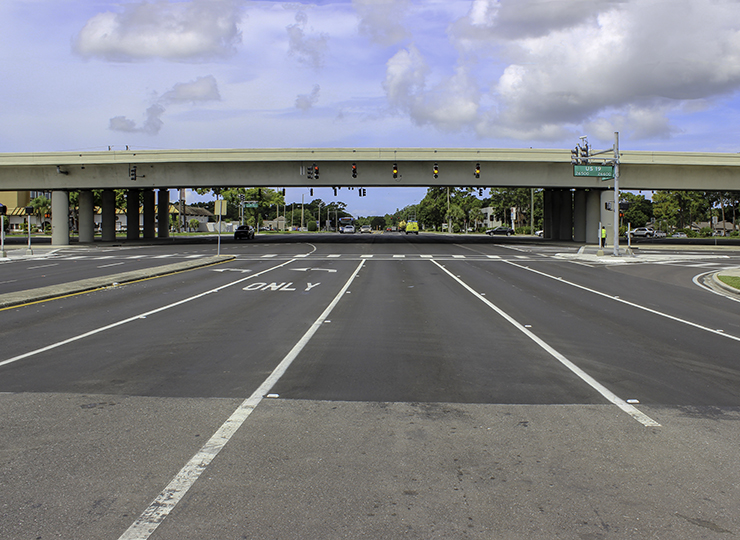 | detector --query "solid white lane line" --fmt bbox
[97,262,125,269]
[118,259,366,540]
[506,260,740,343]
[0,260,296,369]
[27,263,58,270]
[432,260,660,427]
